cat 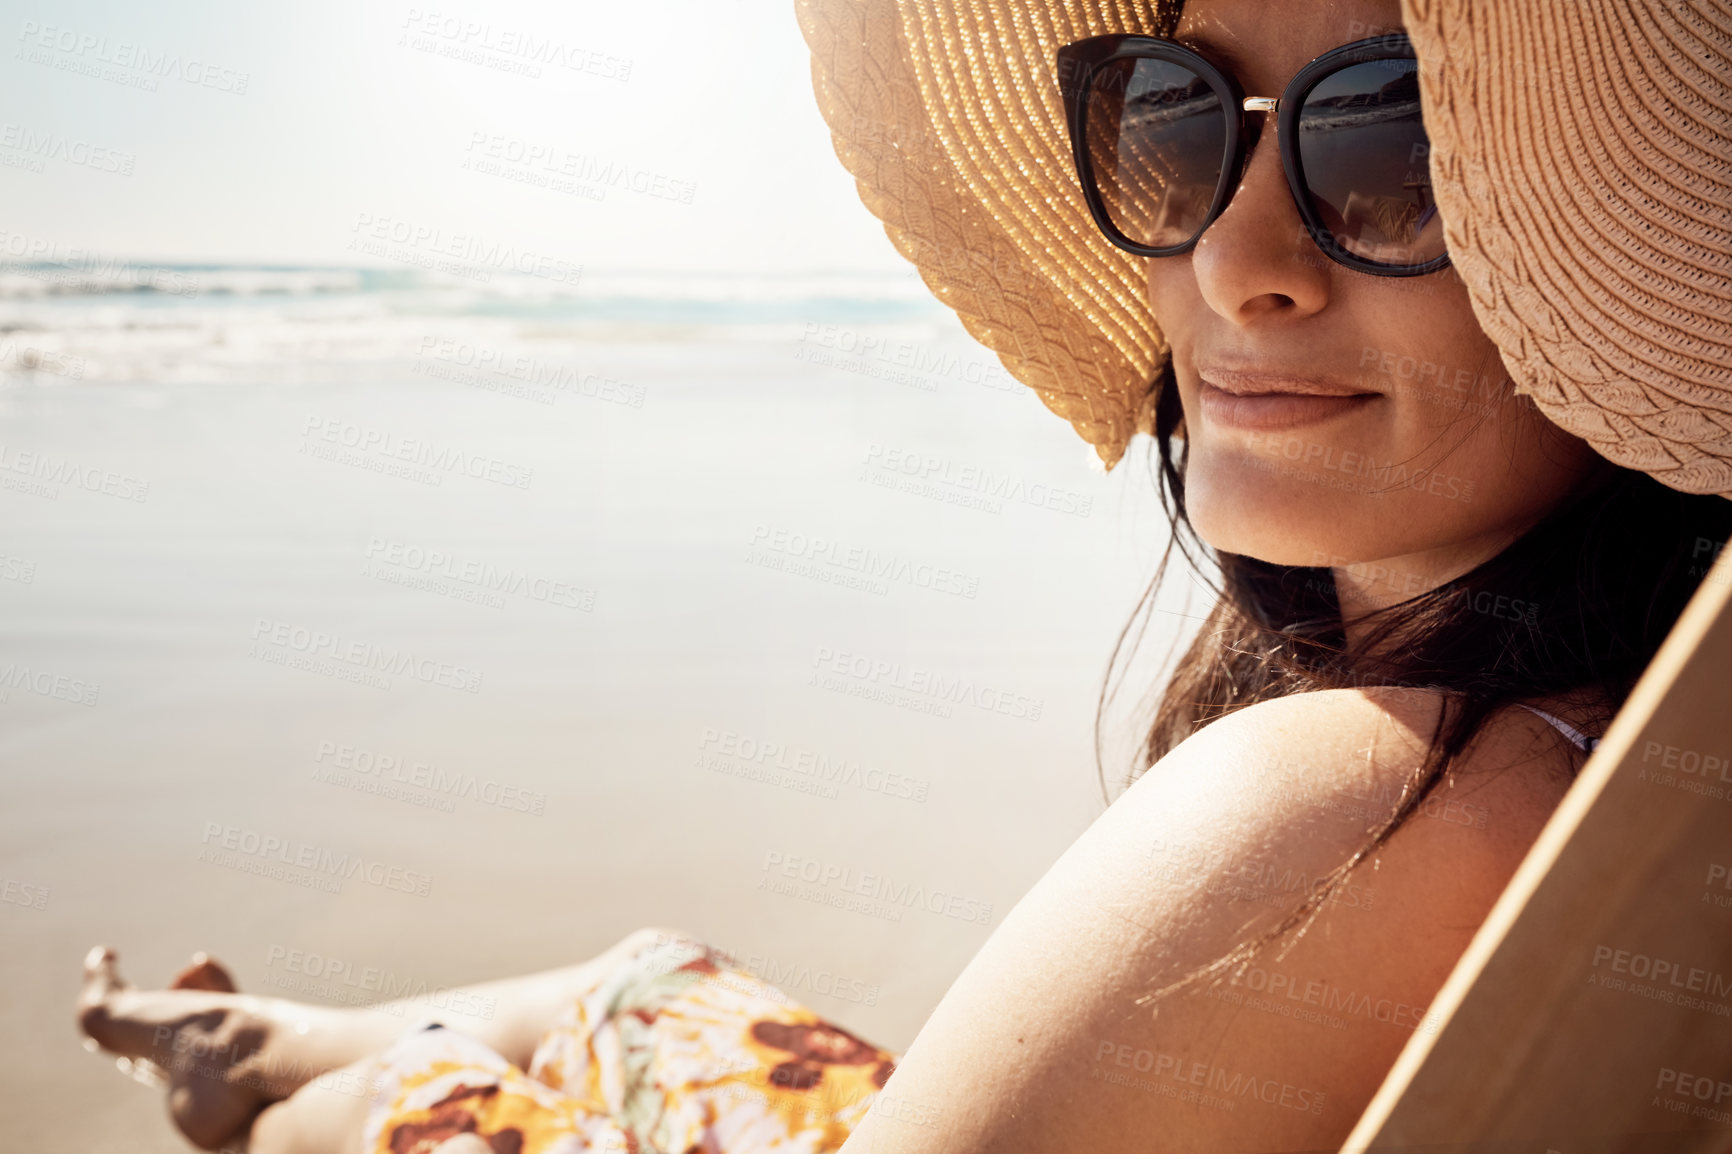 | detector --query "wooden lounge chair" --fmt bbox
[1342,545,1732,1153]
